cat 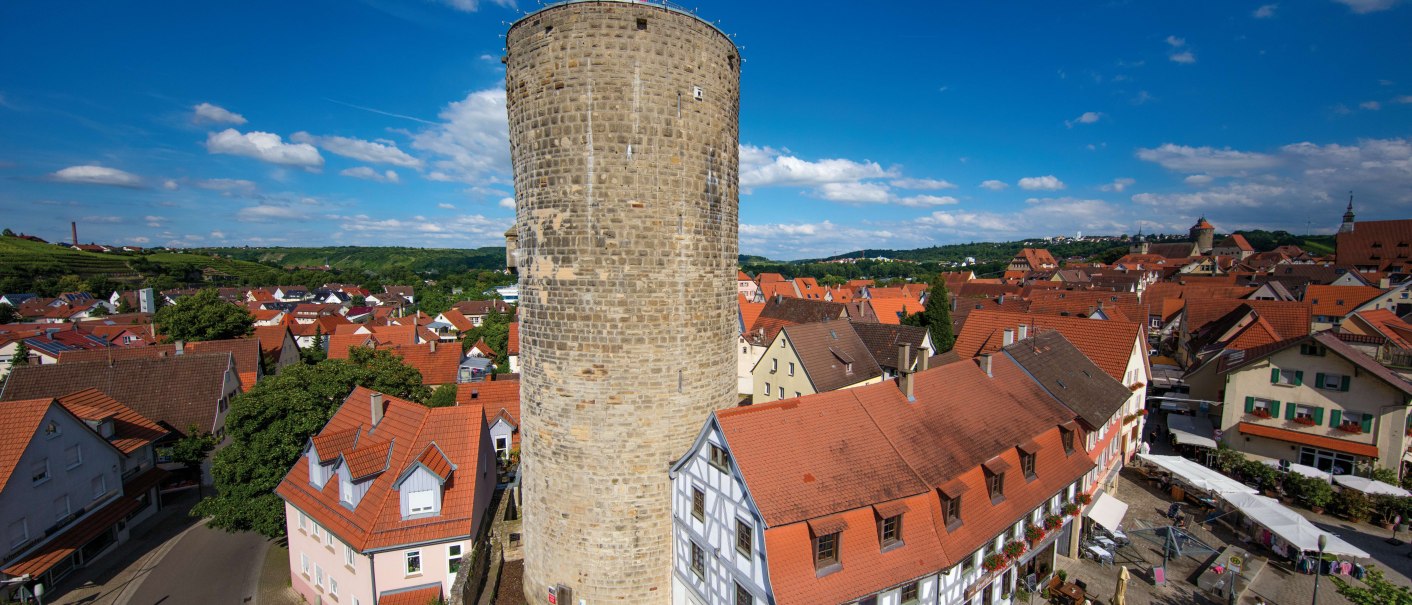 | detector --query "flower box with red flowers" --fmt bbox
[1292,416,1317,426]
[1024,525,1045,542]
[1043,514,1064,530]
[1250,409,1272,419]
[1003,540,1026,559]
[1076,493,1093,506]
[1336,423,1363,434]
[1062,502,1080,517]
[982,553,1009,573]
